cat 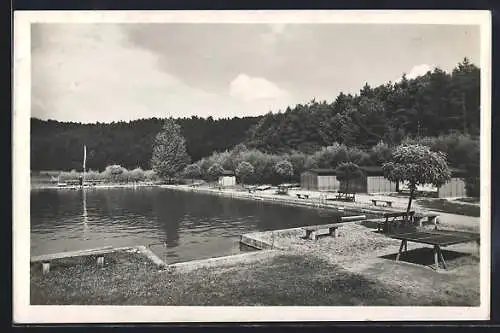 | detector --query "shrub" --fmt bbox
[235,161,255,185]
[274,160,294,183]
[129,168,146,182]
